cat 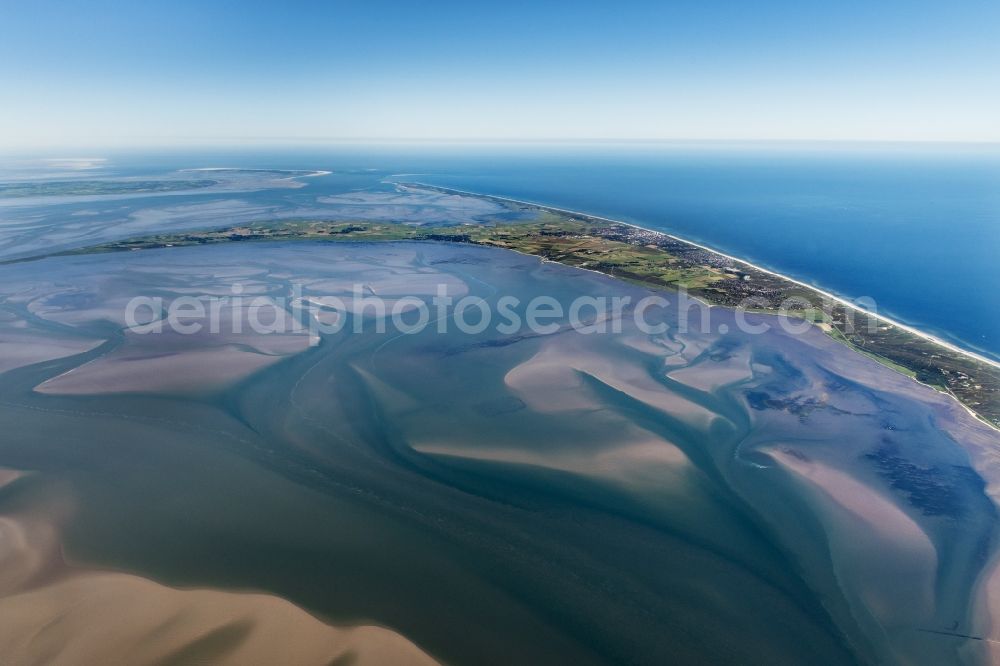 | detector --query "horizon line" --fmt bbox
[3,137,1000,153]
